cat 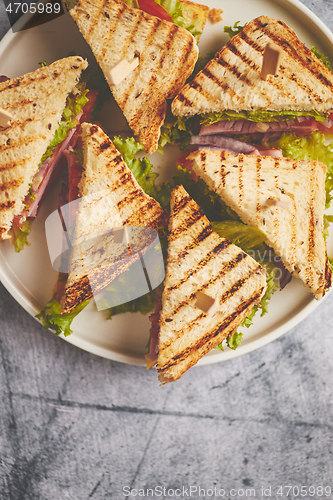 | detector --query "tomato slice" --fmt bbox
[137,0,174,22]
